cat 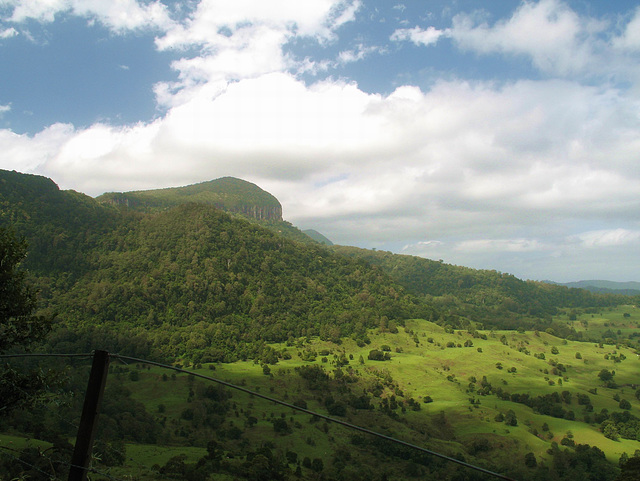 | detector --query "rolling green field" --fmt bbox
[3,306,639,479]
[100,306,639,478]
